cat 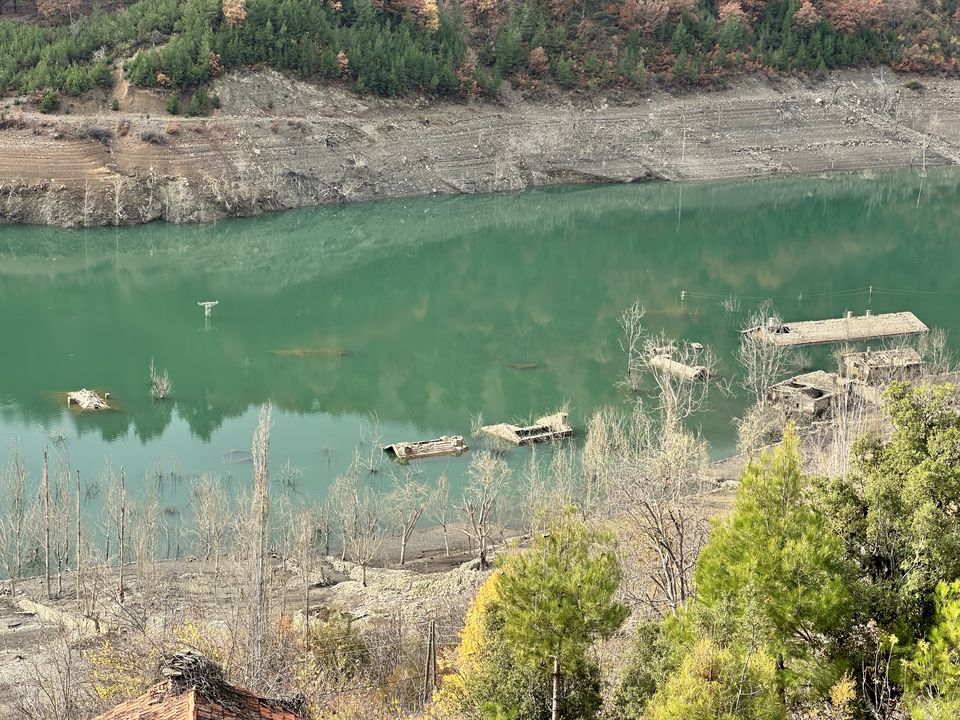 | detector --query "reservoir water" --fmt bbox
[0,168,957,507]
